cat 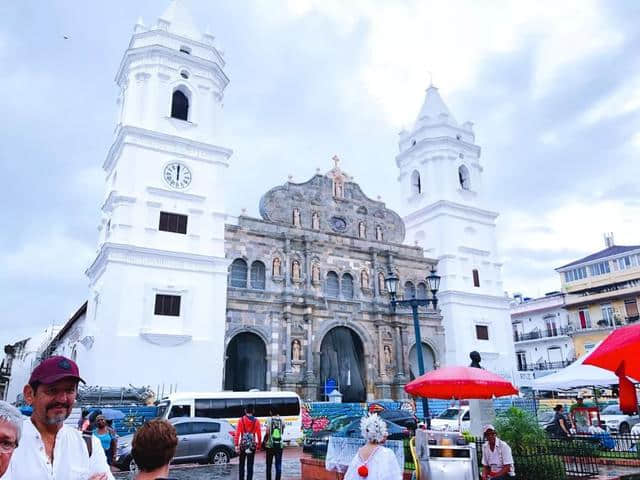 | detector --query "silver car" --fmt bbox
[115,417,237,471]
[600,404,640,434]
